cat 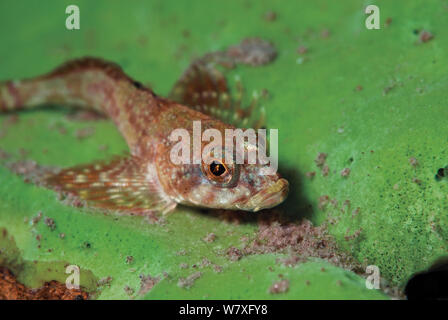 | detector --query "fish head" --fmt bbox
[158,120,289,212]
